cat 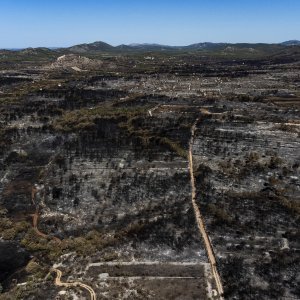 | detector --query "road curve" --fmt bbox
[31,208,61,243]
[31,186,61,243]
[51,268,96,300]
[31,210,48,239]
[188,120,224,298]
